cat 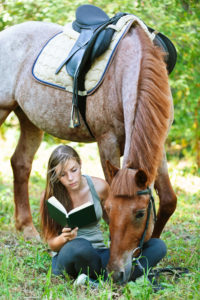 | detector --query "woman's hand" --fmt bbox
[48,227,78,252]
[61,227,78,243]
